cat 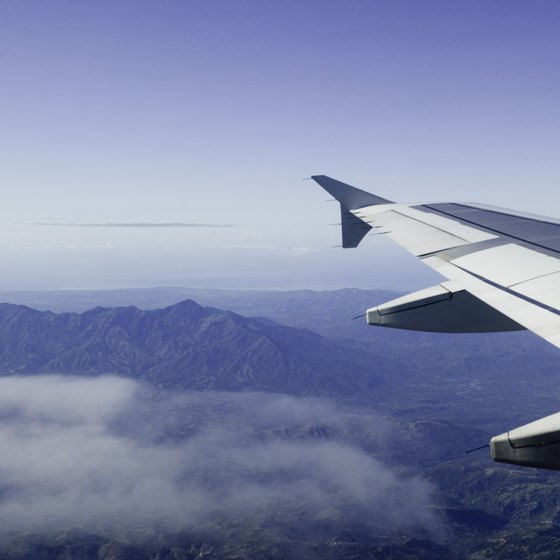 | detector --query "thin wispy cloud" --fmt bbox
[34,222,236,228]
[209,244,318,256]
